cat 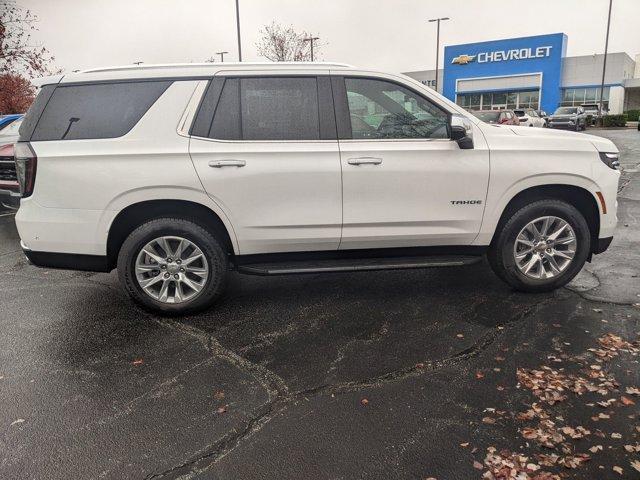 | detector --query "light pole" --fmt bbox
[235,0,242,61]
[427,17,450,93]
[216,51,229,62]
[598,0,613,118]
[303,36,320,61]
